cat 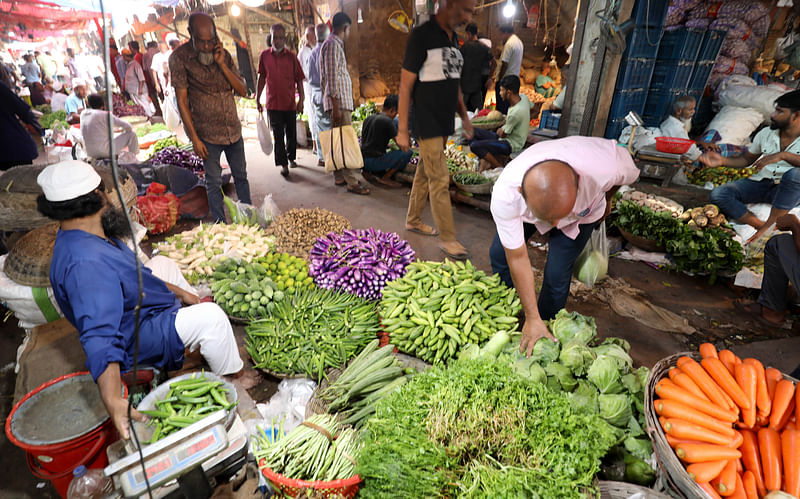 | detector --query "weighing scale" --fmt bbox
[624,111,683,187]
[104,410,249,498]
